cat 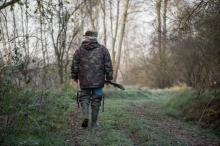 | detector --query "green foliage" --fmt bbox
[164,89,220,134]
[0,84,75,146]
[74,98,185,146]
[1,86,220,145]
